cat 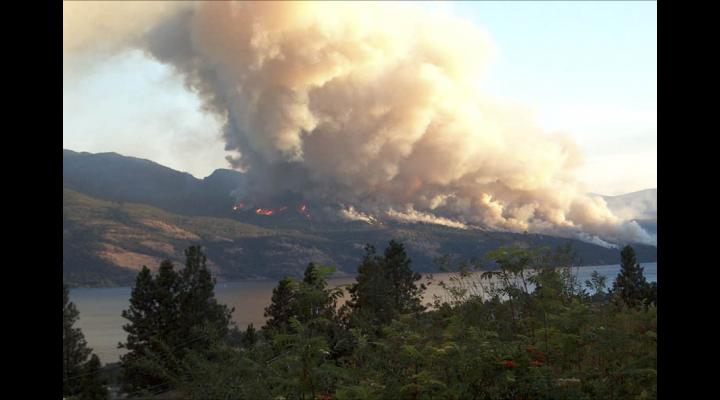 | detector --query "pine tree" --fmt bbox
[346,241,425,331]
[383,240,425,314]
[297,262,340,322]
[303,262,324,288]
[241,323,257,348]
[644,281,658,307]
[263,277,297,335]
[177,246,233,349]
[344,244,387,329]
[119,246,234,393]
[612,245,649,307]
[63,283,92,396]
[153,260,183,347]
[77,354,109,400]
[119,266,165,392]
